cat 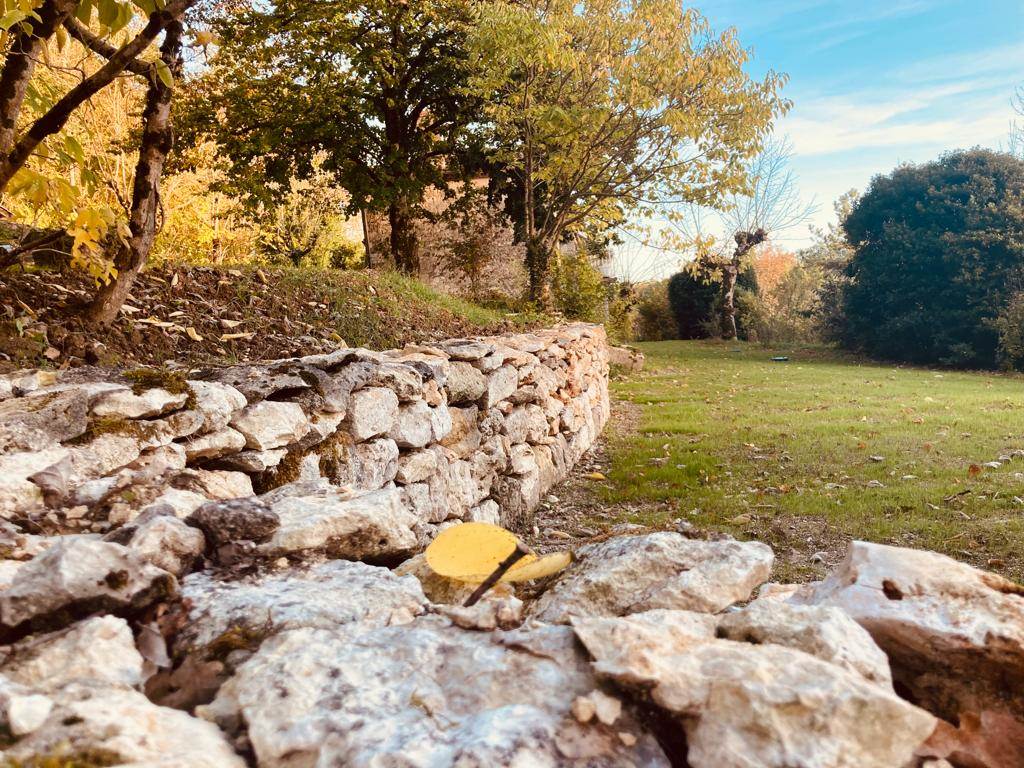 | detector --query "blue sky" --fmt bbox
[710,0,1024,246]
[613,0,1024,278]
